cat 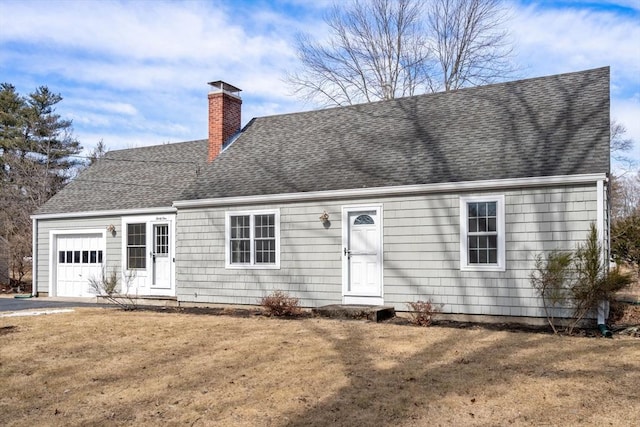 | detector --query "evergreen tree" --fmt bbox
[0,83,82,287]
